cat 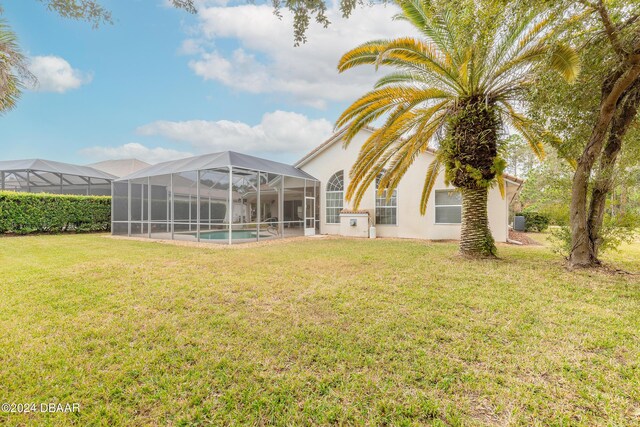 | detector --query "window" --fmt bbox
[375,175,397,225]
[326,171,344,224]
[435,190,462,224]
